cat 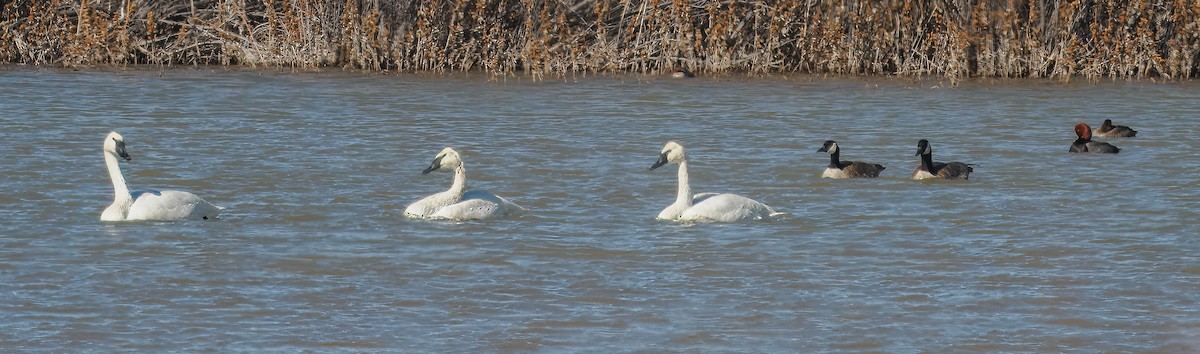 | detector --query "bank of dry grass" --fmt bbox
[3,0,1198,82]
